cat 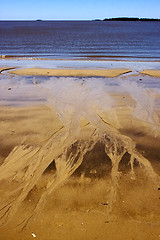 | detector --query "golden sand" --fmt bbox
[0,69,160,240]
[0,104,160,240]
[140,69,160,77]
[9,68,132,77]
